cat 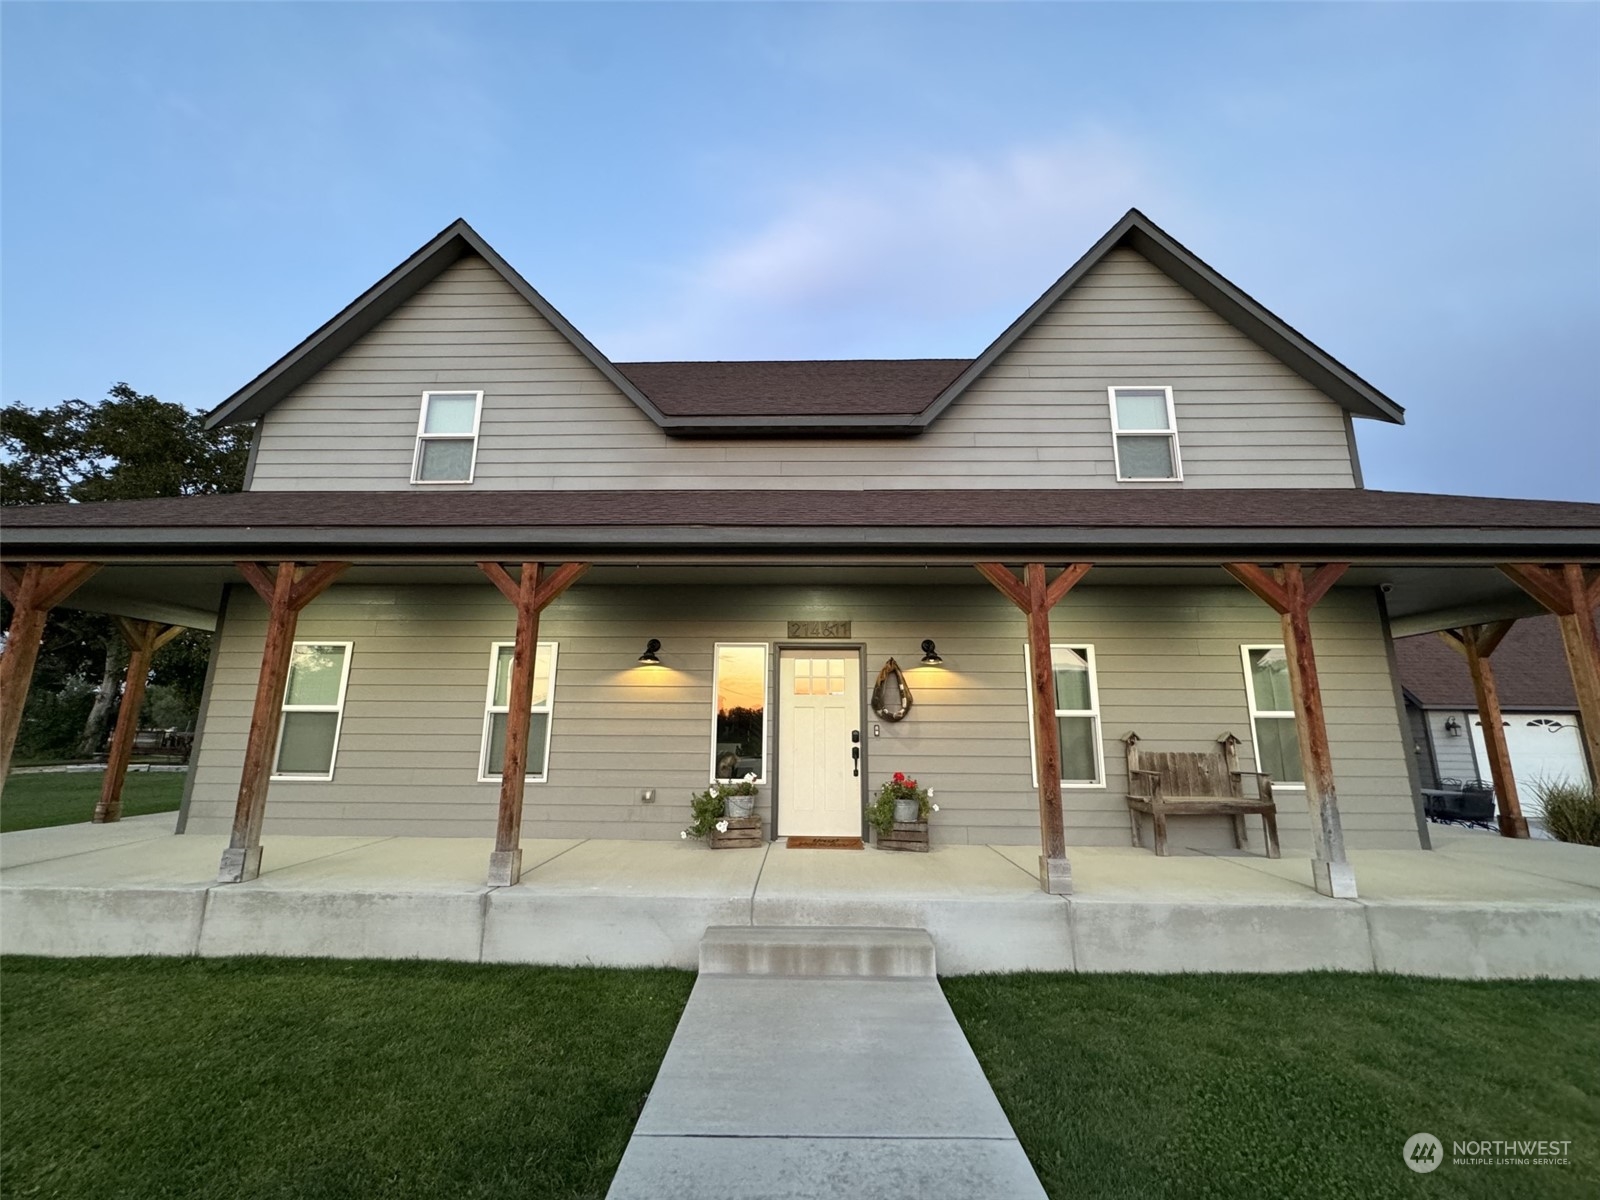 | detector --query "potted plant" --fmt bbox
[681,775,761,847]
[866,772,938,851]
